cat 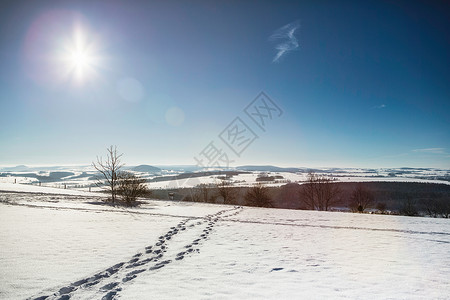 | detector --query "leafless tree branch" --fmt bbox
[92,145,124,204]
